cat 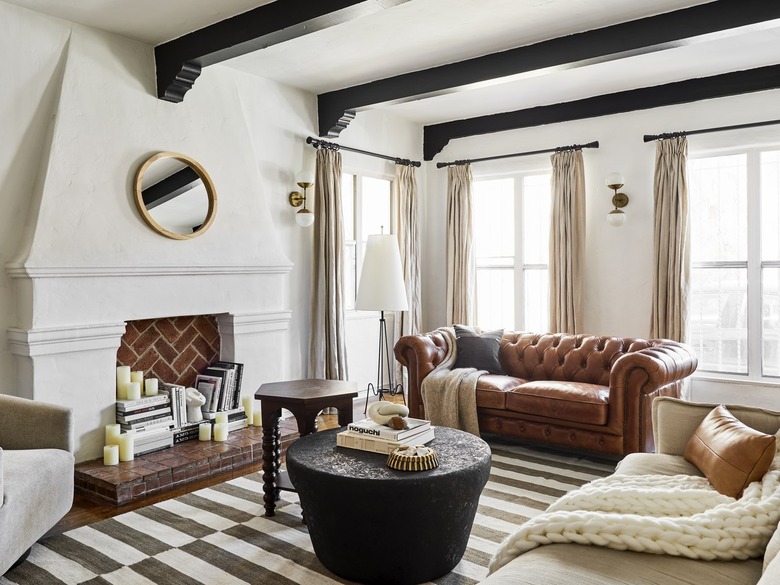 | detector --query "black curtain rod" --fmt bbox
[643,118,780,142]
[436,141,600,168]
[306,136,421,167]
